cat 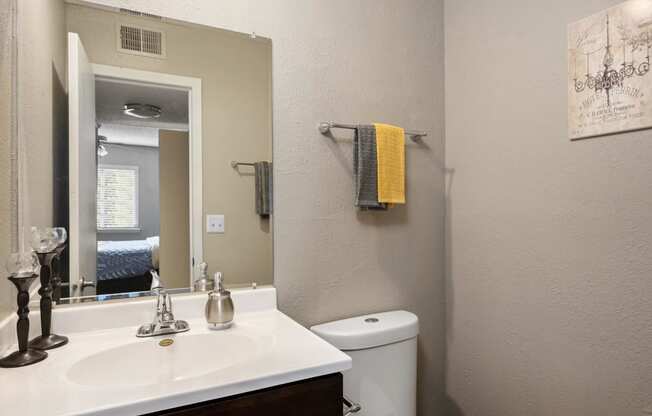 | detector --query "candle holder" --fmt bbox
[29,251,68,350]
[50,245,66,303]
[50,228,67,304]
[0,253,47,368]
[28,227,68,351]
